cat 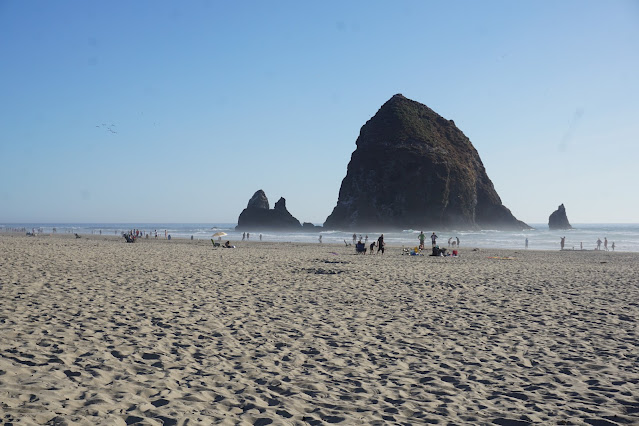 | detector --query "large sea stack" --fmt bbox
[236,190,302,230]
[548,204,572,230]
[324,94,530,230]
